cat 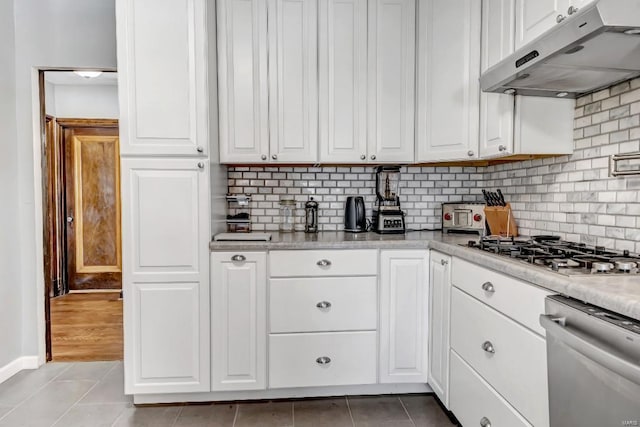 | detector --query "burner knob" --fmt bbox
[624,250,630,257]
[473,214,482,222]
[444,213,452,221]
